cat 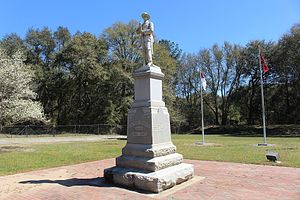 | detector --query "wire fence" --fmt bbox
[0,124,127,138]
